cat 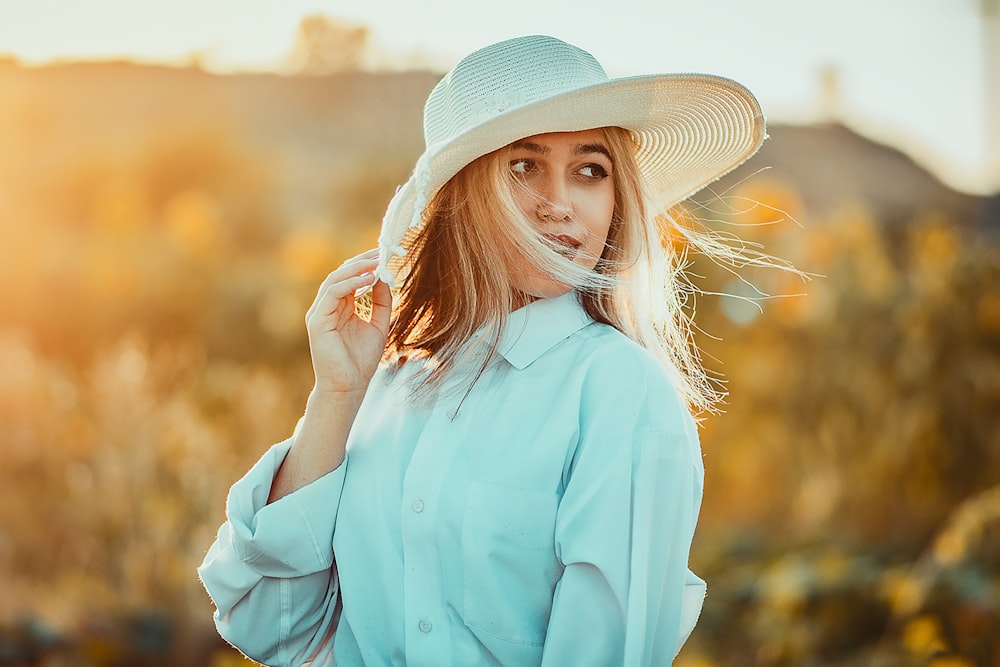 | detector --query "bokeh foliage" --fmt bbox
[0,59,997,666]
